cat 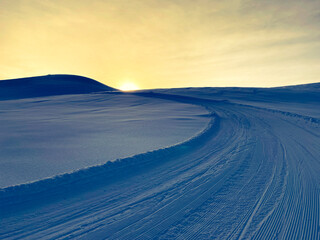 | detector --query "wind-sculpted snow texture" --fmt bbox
[1,83,320,239]
[0,93,209,187]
